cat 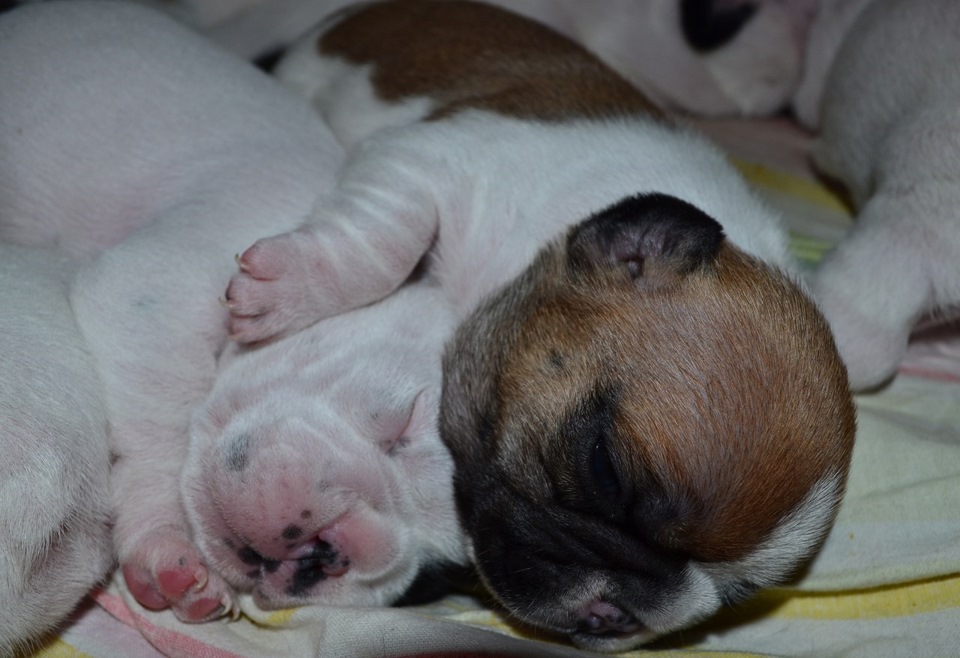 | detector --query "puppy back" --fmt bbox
[317,0,664,122]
